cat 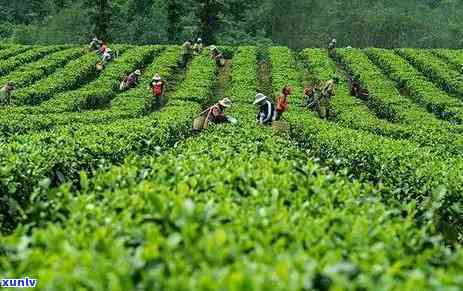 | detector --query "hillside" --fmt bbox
[0,44,463,290]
